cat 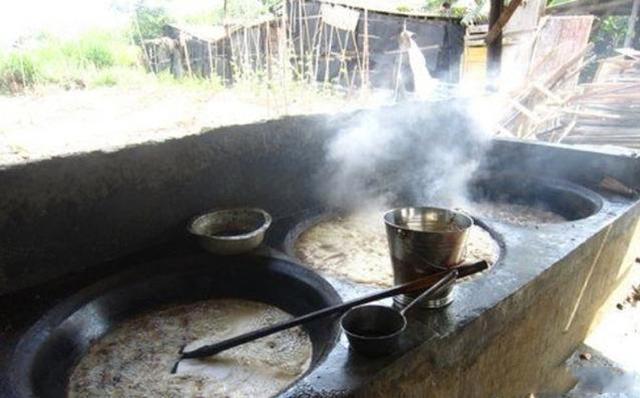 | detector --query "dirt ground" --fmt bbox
[0,84,380,166]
